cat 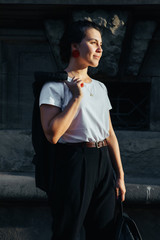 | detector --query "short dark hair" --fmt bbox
[59,20,102,63]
